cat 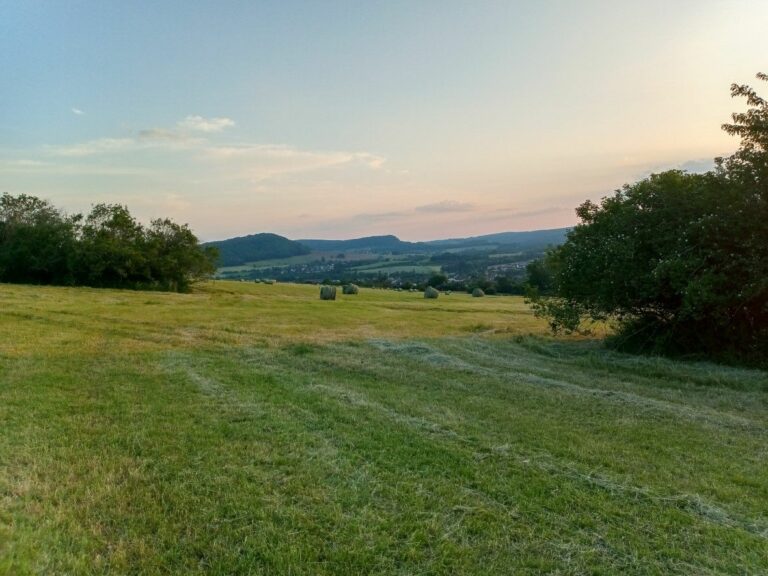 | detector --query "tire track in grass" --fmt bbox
[325,368,768,540]
[430,338,767,433]
[306,340,768,541]
[473,444,768,540]
[163,342,768,567]
[160,350,527,569]
[367,336,763,435]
